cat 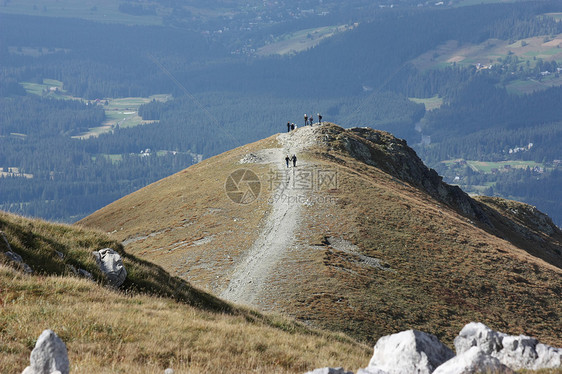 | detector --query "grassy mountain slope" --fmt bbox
[0,211,370,373]
[80,124,562,347]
